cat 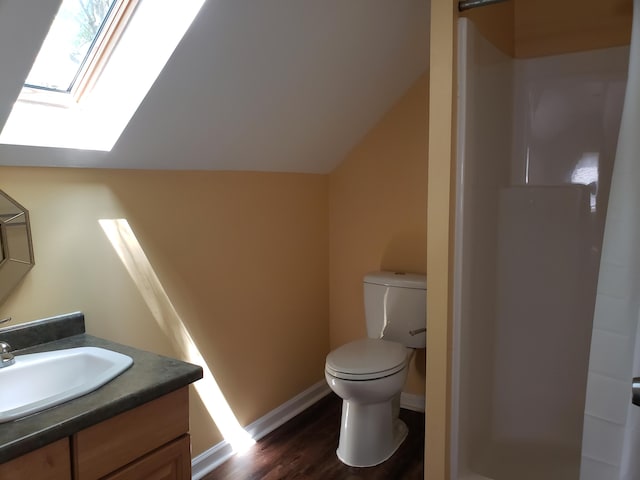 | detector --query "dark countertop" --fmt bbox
[0,312,203,463]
